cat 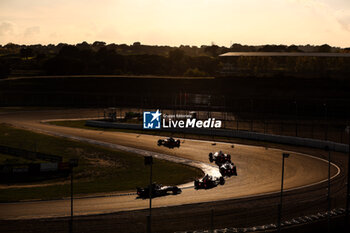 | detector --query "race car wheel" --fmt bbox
[219,177,225,185]
[209,153,213,163]
[194,180,199,188]
[173,188,180,195]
